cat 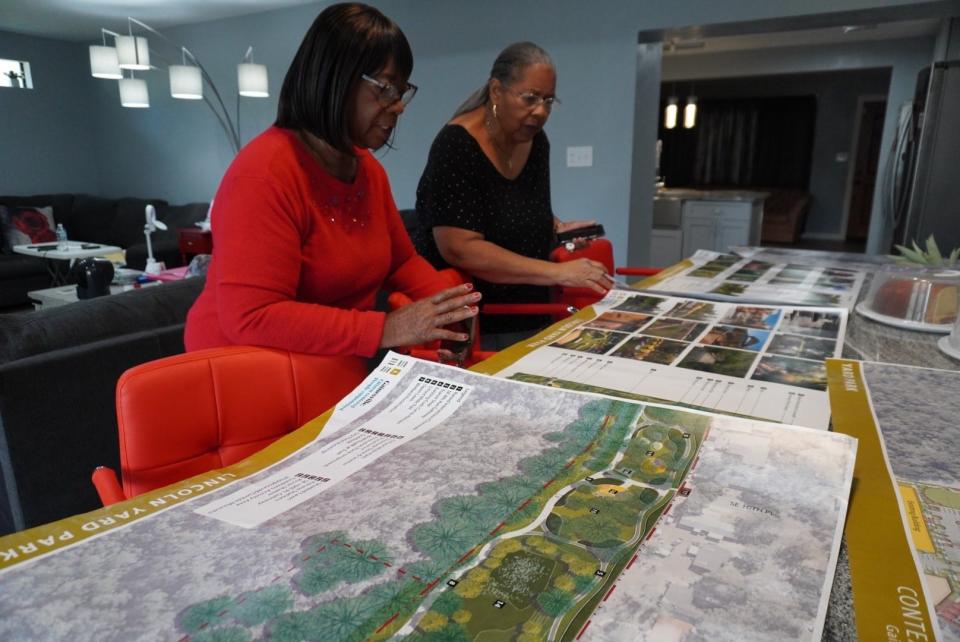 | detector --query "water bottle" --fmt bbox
[55,223,69,251]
